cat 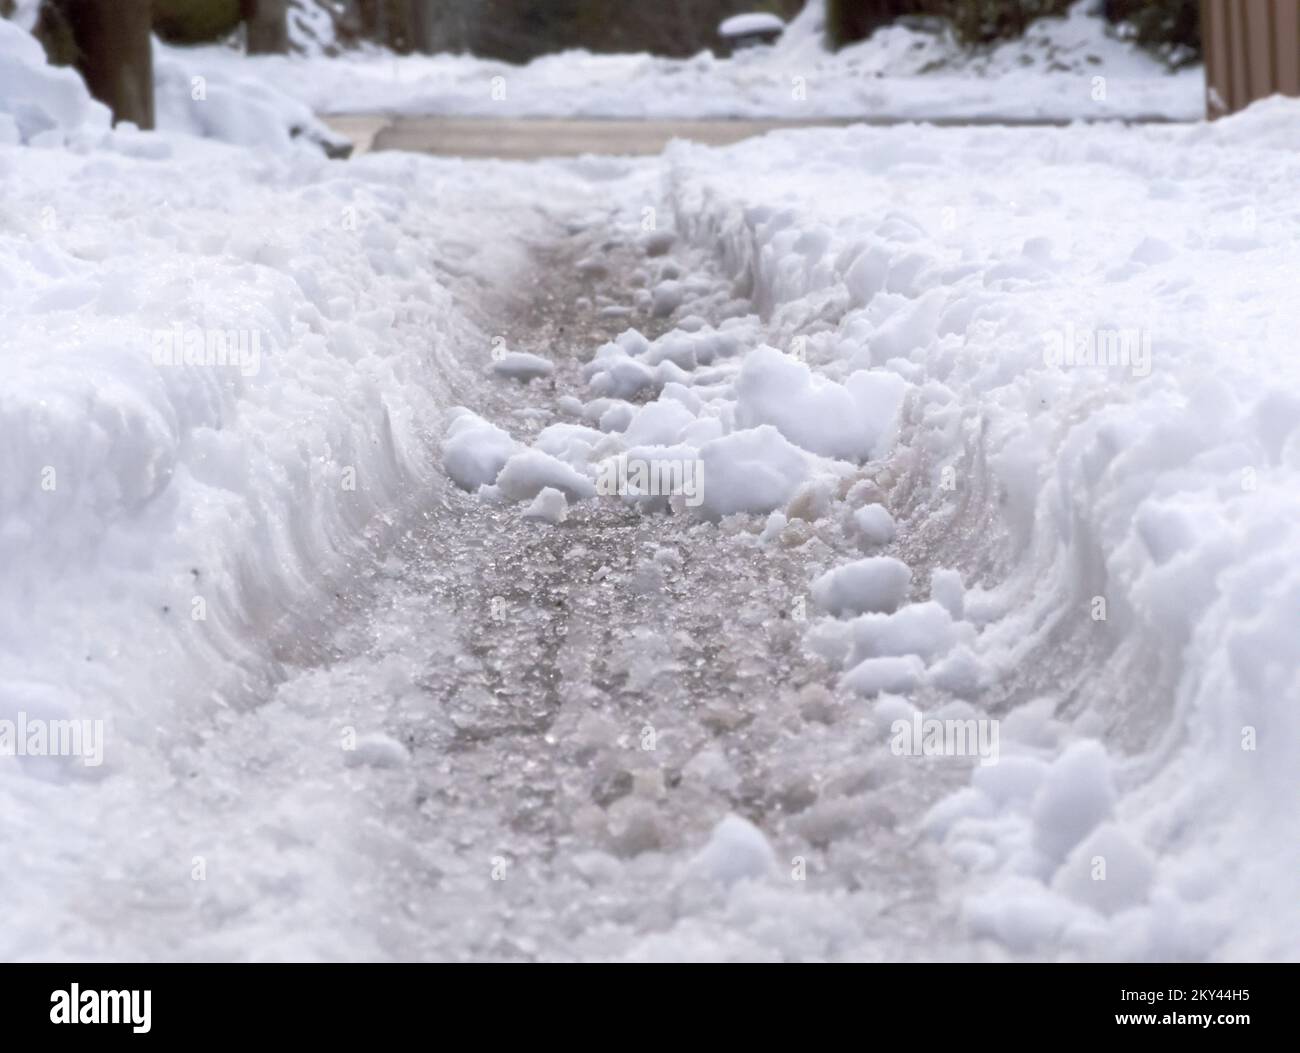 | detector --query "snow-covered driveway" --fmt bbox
[2,25,1297,959]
